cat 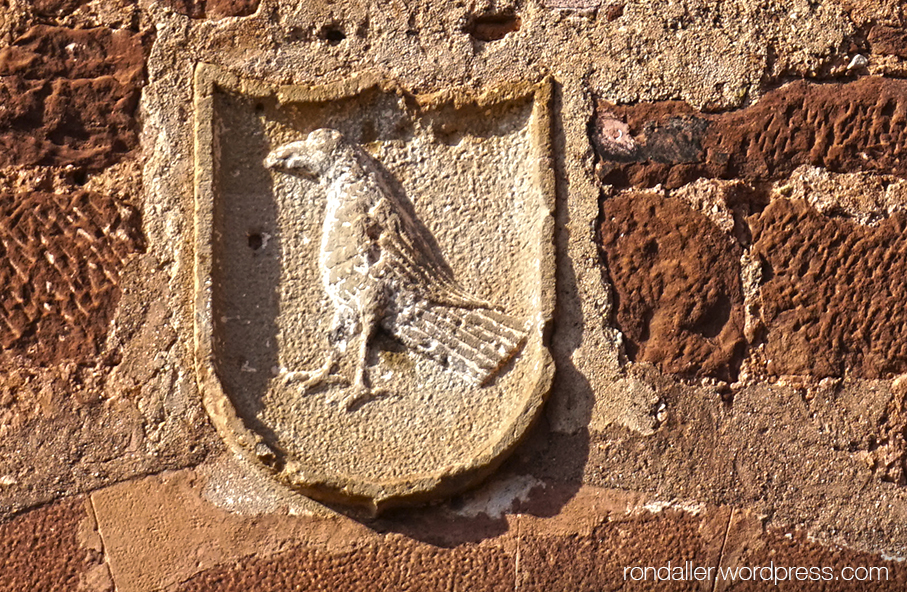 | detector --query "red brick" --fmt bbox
[0,497,108,592]
[0,25,146,170]
[599,191,745,381]
[594,77,907,189]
